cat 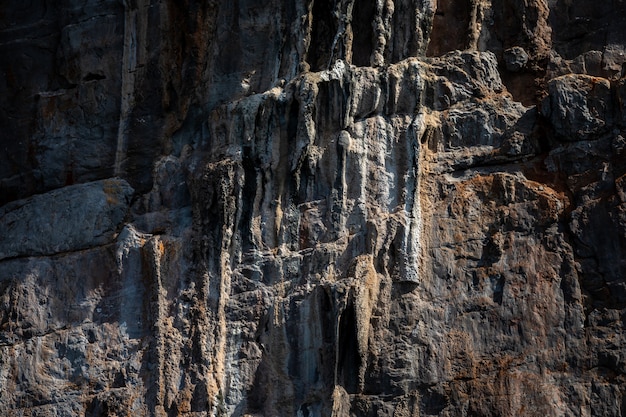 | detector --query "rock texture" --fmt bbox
[2,0,626,416]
